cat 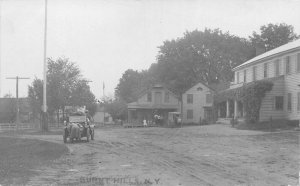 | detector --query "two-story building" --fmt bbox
[127,84,181,125]
[182,81,229,124]
[182,82,215,124]
[218,39,300,122]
